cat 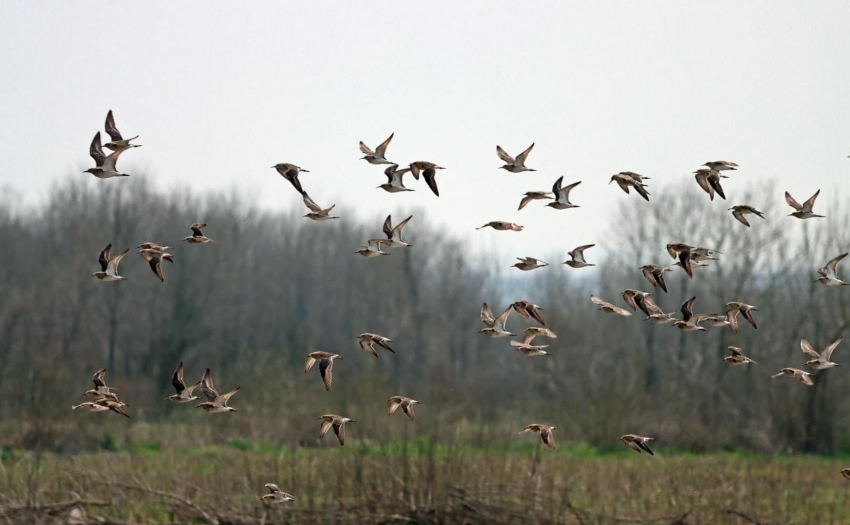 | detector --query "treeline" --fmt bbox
[0,175,848,453]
